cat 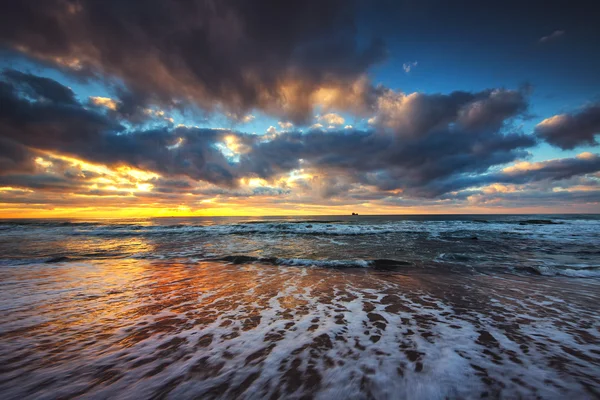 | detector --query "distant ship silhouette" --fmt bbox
[352,212,358,216]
